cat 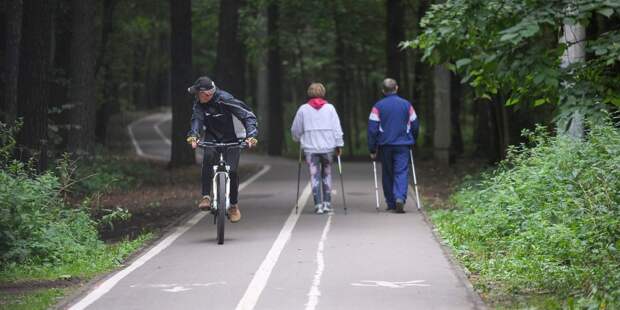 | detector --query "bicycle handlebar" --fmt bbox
[197,140,248,149]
